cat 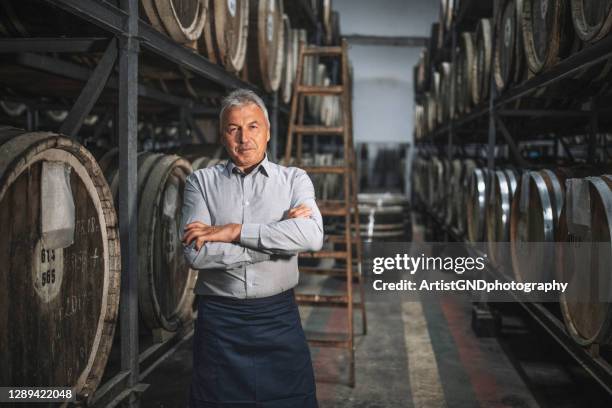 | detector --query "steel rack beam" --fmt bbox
[0,37,109,53]
[59,39,117,137]
[495,34,612,108]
